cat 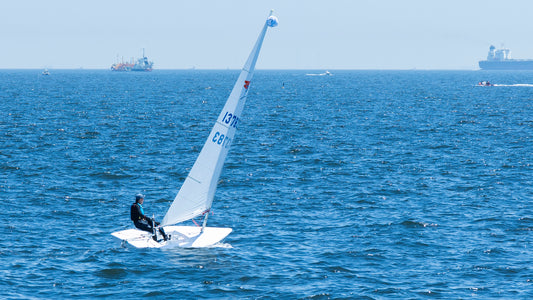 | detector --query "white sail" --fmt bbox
[161,12,278,227]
